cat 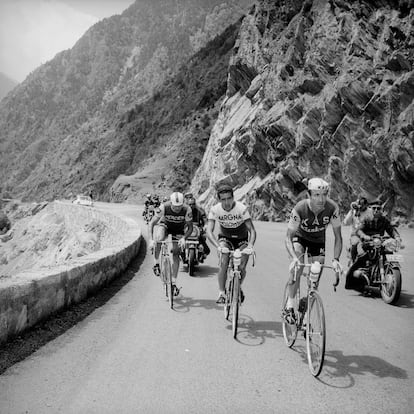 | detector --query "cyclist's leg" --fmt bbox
[153,224,166,275]
[238,240,250,283]
[287,240,305,308]
[171,234,182,282]
[217,238,231,294]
